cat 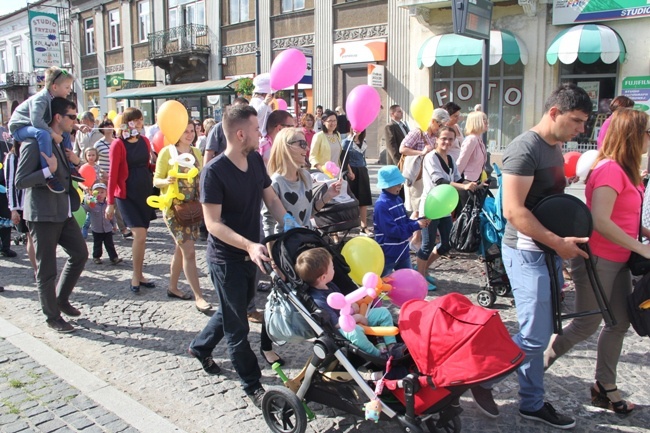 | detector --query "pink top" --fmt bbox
[596,116,611,149]
[586,159,644,262]
[456,134,487,182]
